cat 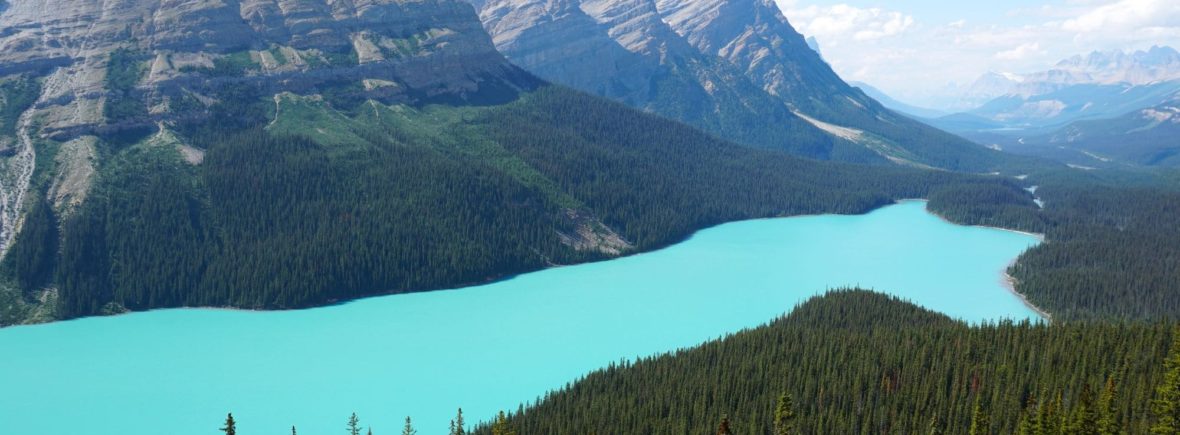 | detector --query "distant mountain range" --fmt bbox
[948,46,1180,110]
[957,80,1180,131]
[915,46,1180,167]
[1011,93,1180,168]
